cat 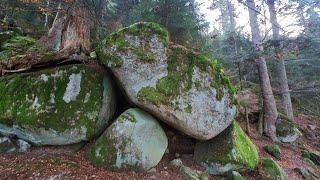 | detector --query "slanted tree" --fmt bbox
[246,0,278,141]
[266,0,294,121]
